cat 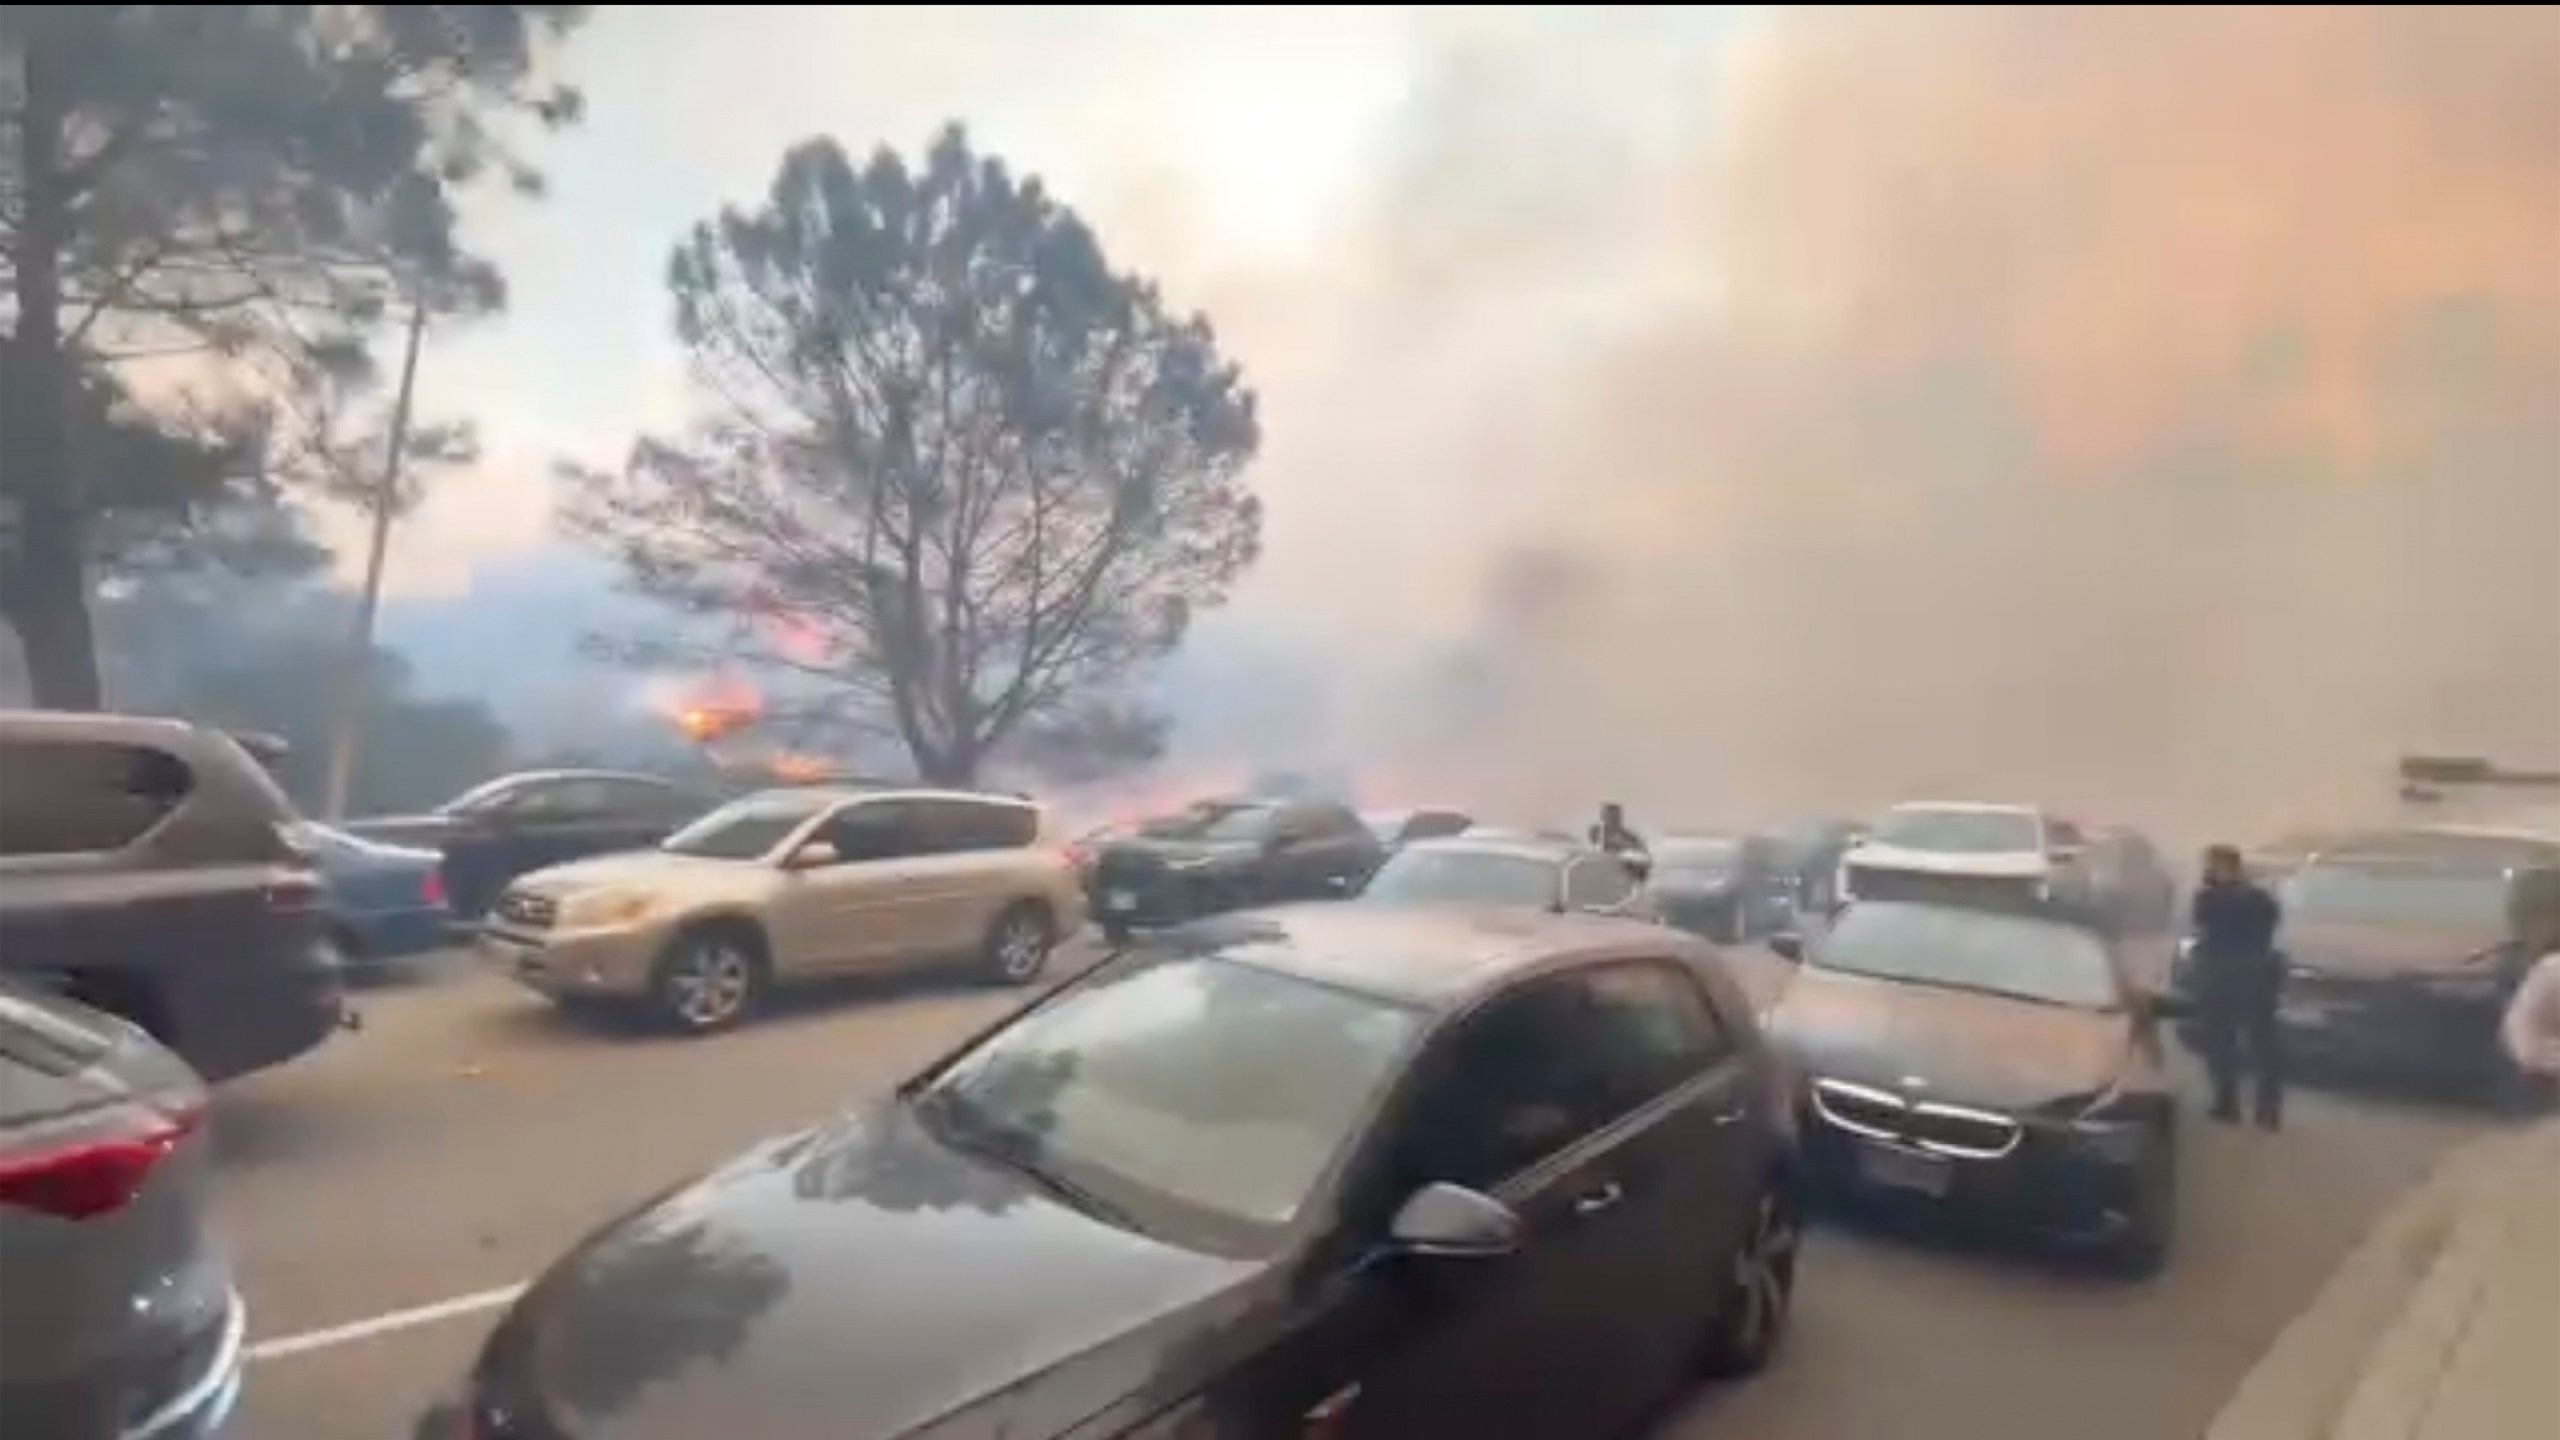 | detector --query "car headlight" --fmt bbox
[2059,1086,2153,1163]
[559,889,656,928]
